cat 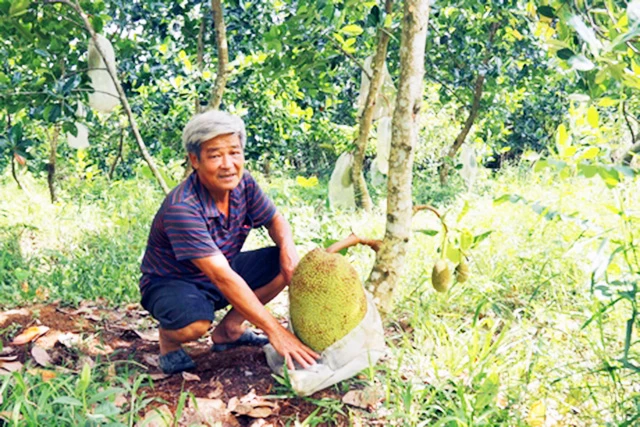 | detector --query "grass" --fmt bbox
[0,163,638,425]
